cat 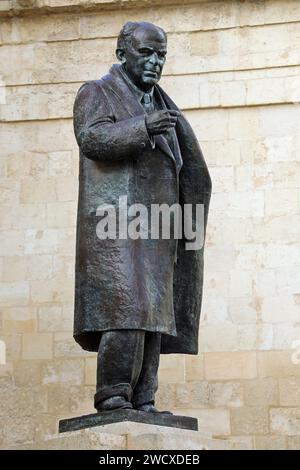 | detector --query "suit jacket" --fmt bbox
[73,63,212,354]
